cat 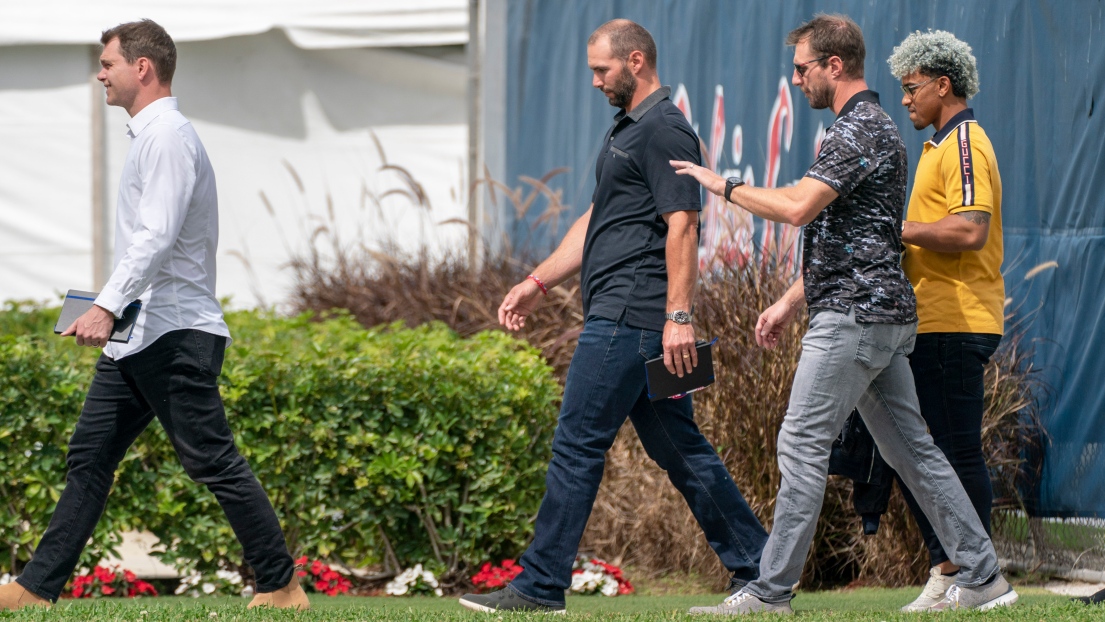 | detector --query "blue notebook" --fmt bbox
[53,290,142,344]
